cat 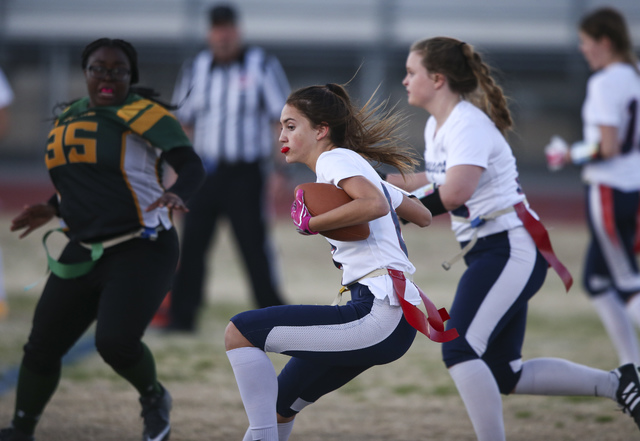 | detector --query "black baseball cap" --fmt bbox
[209,4,237,26]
